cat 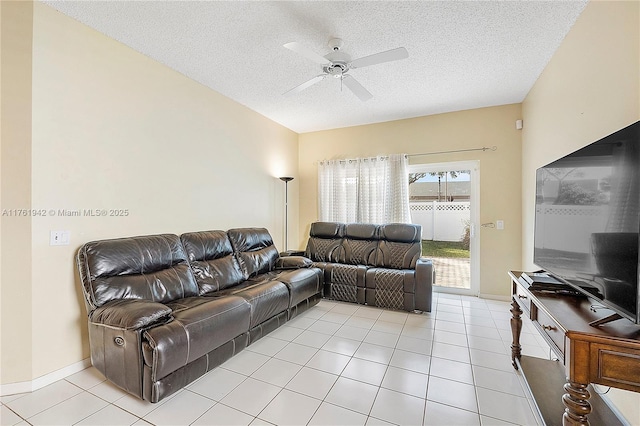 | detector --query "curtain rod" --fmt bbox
[317,146,497,165]
[408,146,497,157]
